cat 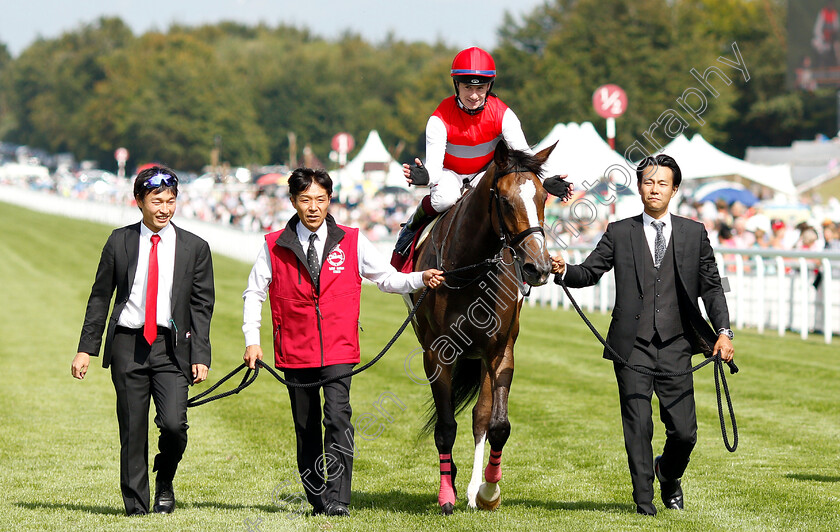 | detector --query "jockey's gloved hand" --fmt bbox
[543,175,573,201]
[408,162,430,186]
